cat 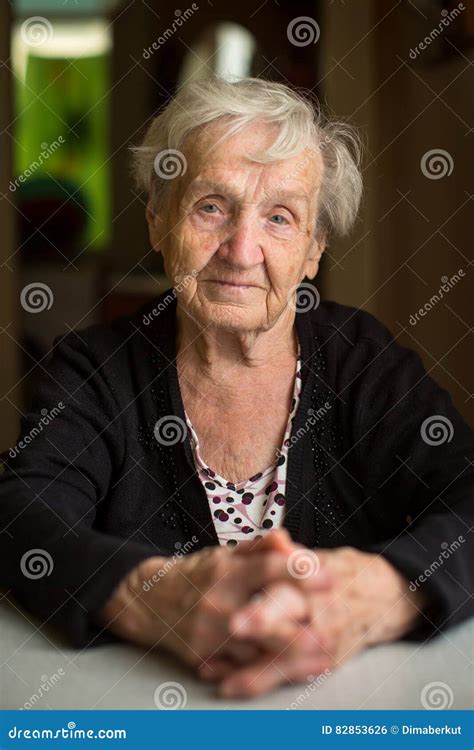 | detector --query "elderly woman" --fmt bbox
[1,77,473,699]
